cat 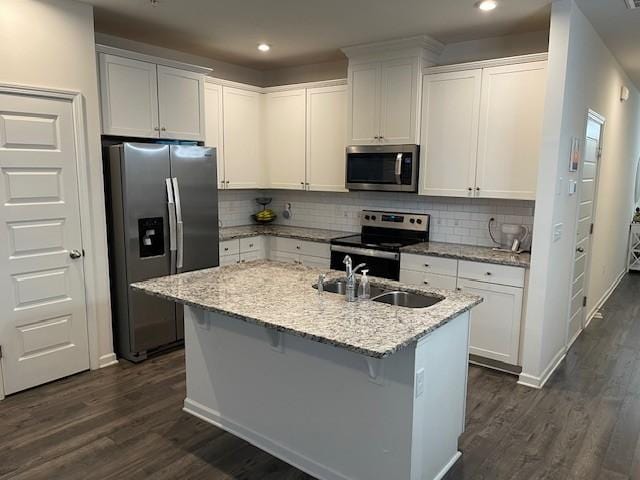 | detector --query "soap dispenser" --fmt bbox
[358,270,371,300]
